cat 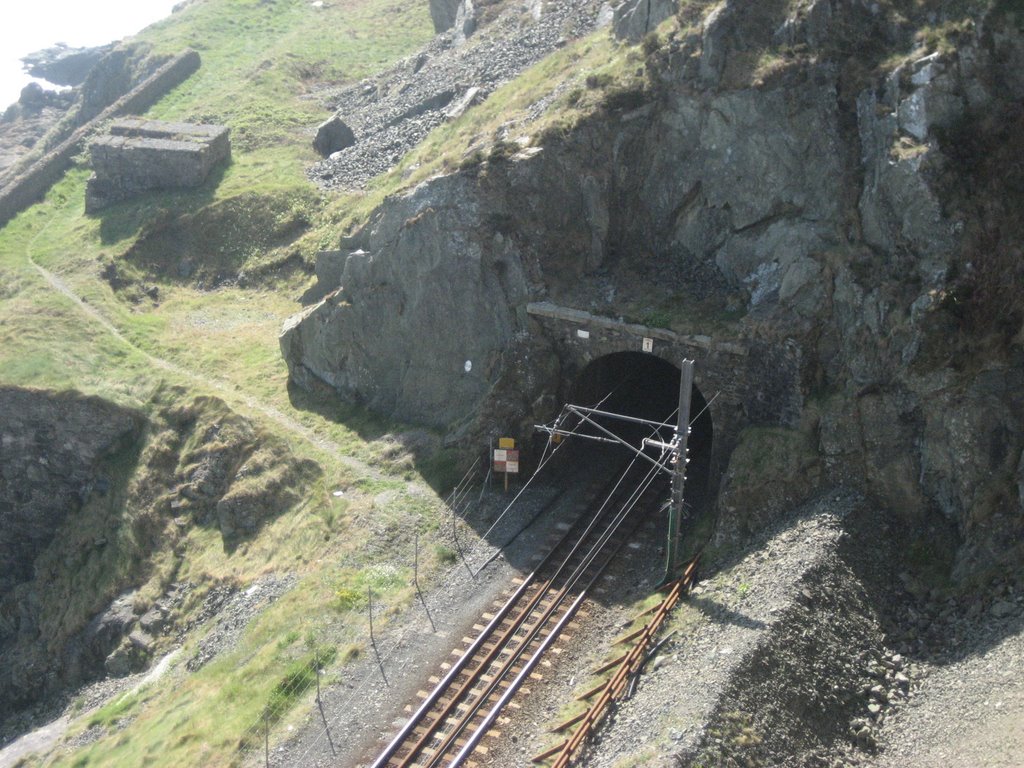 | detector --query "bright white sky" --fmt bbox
[1,0,179,107]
